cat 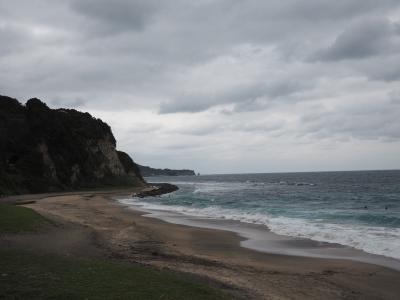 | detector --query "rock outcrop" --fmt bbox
[0,95,145,195]
[134,183,179,198]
